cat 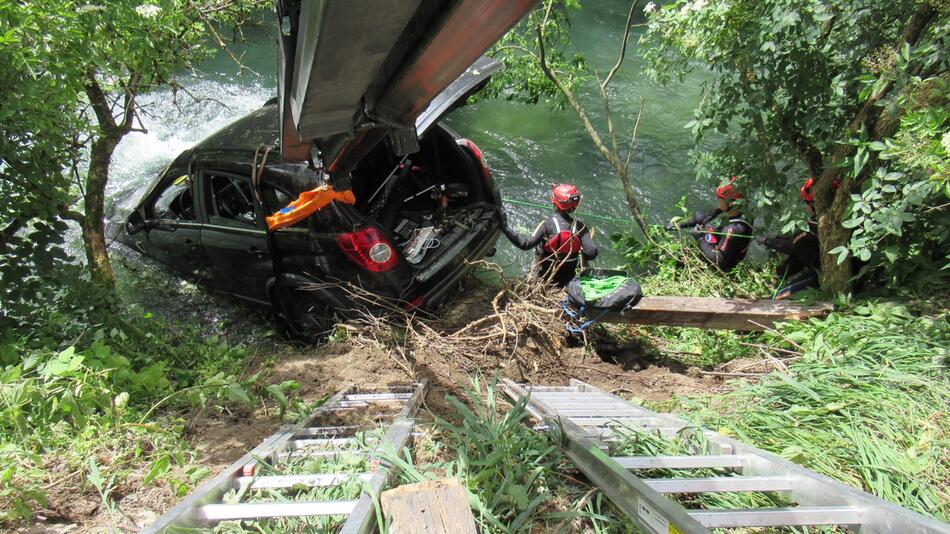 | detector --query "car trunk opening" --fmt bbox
[349,126,497,274]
